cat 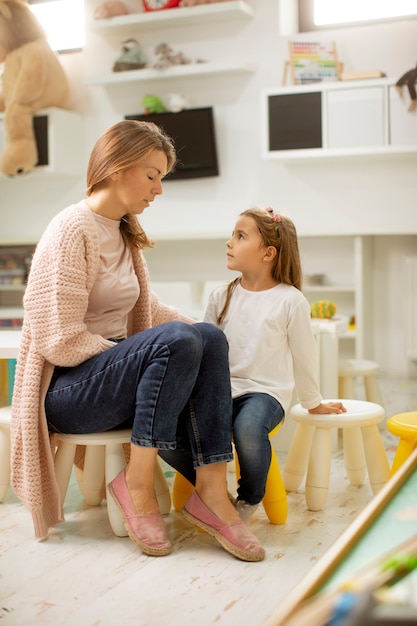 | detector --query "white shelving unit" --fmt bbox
[299,235,373,360]
[88,1,254,34]
[85,61,255,86]
[85,1,255,87]
[261,78,417,161]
